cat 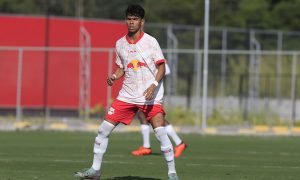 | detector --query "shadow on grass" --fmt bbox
[150,152,162,156]
[102,176,161,180]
